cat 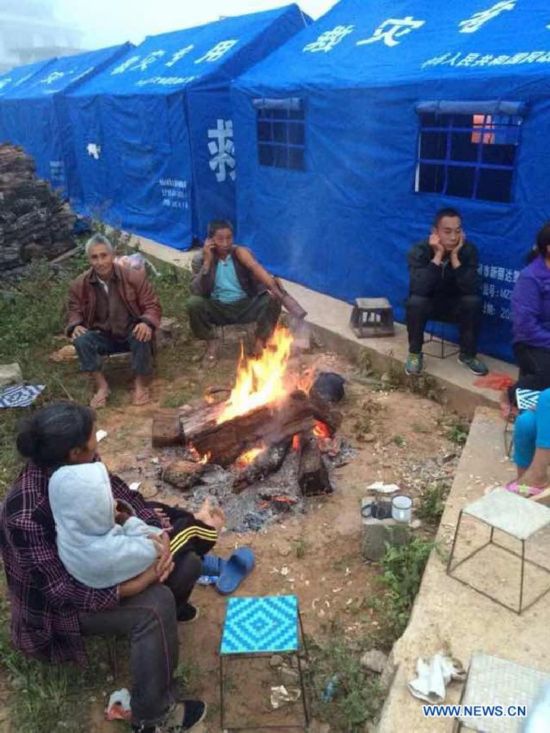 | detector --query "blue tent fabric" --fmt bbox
[0,59,56,100]
[232,0,550,362]
[67,5,309,249]
[0,45,132,195]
